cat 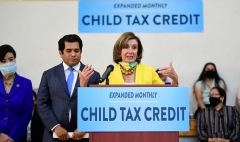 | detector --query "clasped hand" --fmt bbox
[55,125,85,141]
[208,138,230,142]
